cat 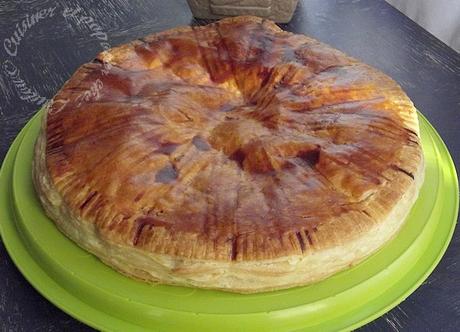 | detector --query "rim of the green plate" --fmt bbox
[1,110,458,331]
[13,112,438,317]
